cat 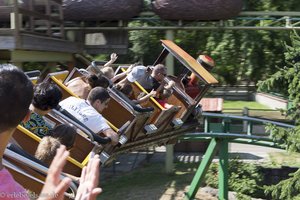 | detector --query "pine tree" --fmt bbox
[258,31,300,200]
